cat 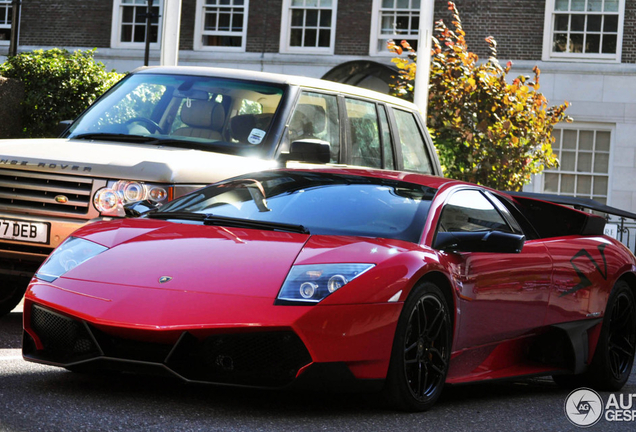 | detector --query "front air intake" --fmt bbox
[29,305,101,362]
[167,331,313,387]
